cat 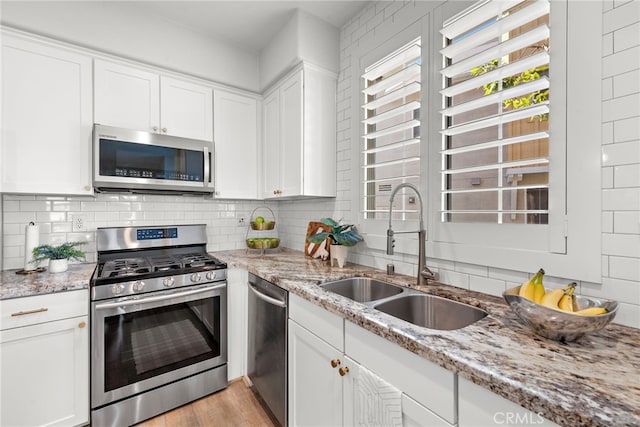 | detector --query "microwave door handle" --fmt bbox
[204,146,211,186]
